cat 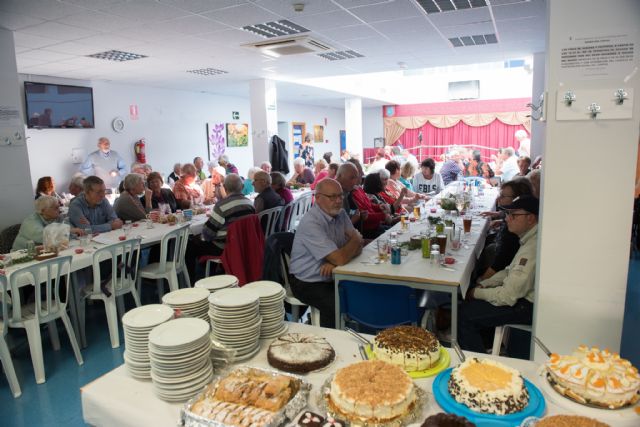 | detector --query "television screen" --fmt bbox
[24,82,95,129]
